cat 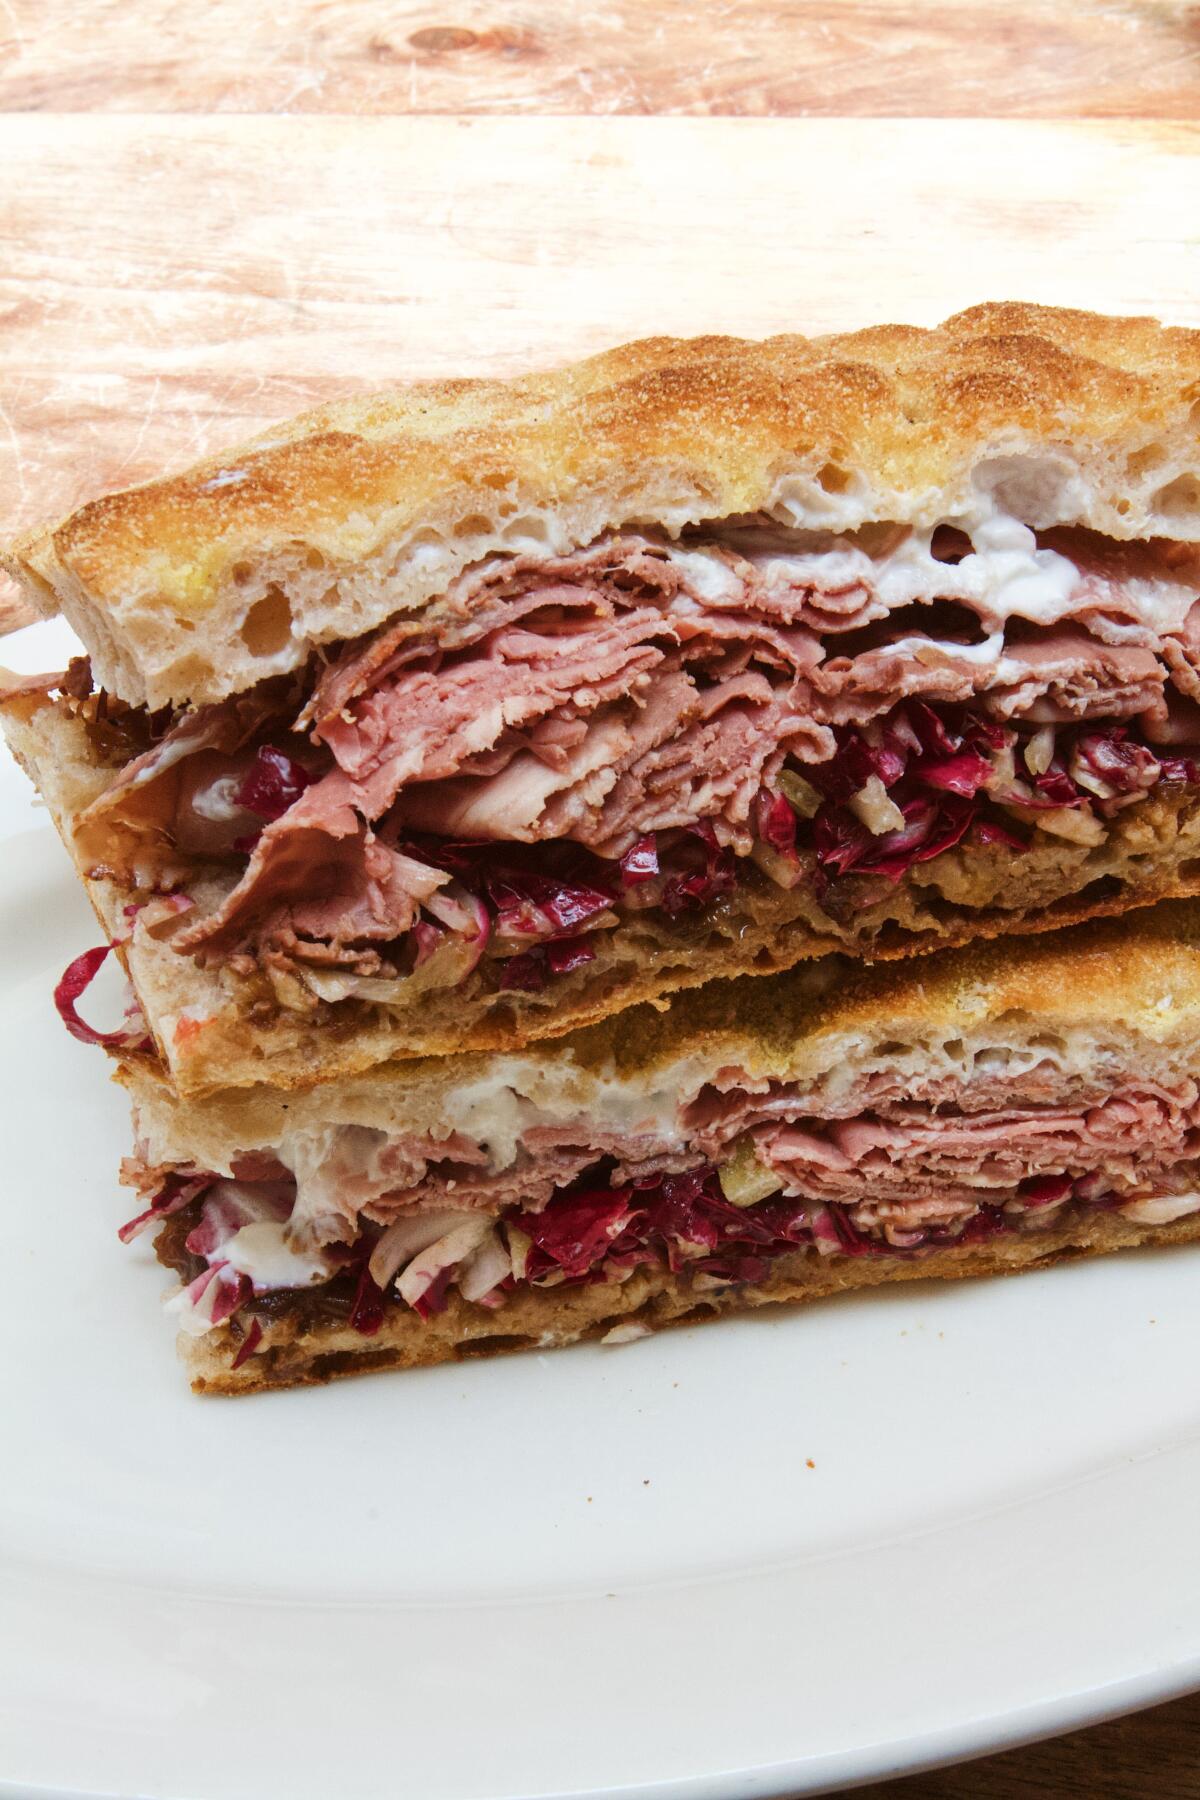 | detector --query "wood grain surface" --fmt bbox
[0,8,1198,1790]
[2,0,1199,118]
[3,115,1198,555]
